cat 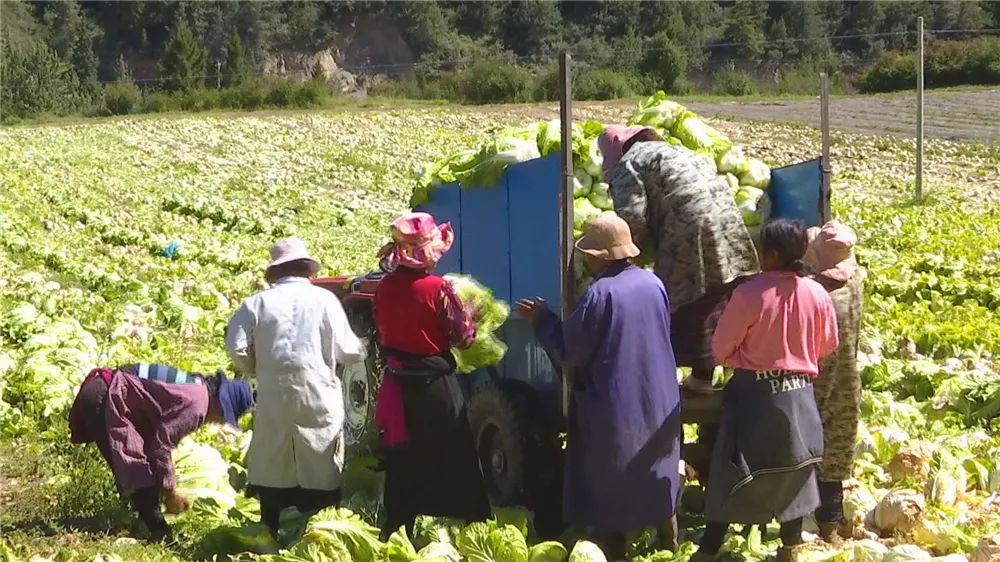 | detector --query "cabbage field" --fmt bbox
[1,96,999,562]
